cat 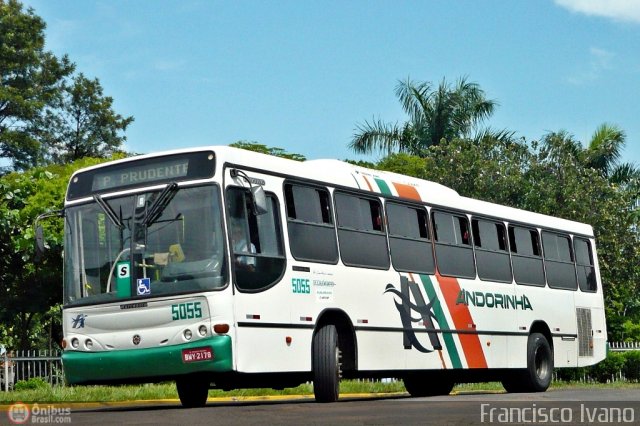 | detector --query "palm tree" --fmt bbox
[585,123,639,185]
[349,76,505,156]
